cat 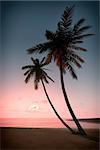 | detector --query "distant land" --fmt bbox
[66,118,100,123]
